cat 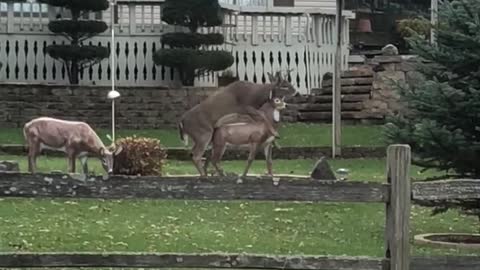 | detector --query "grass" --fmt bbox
[0,154,479,257]
[0,123,385,147]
